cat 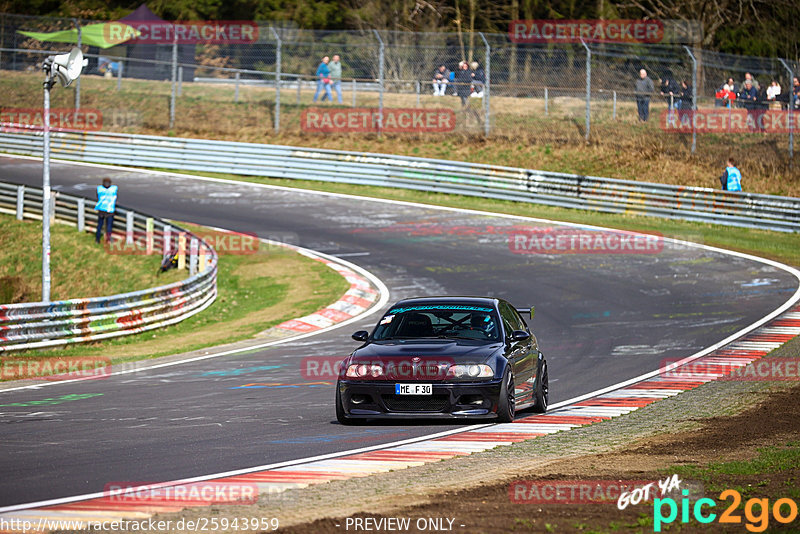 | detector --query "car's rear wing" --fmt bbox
[515,307,535,320]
